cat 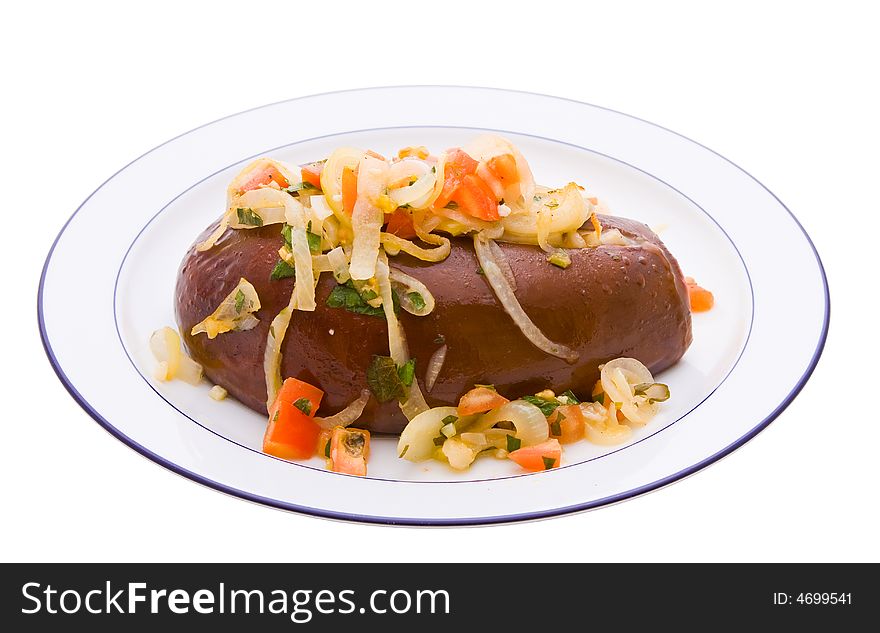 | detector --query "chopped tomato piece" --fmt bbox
[329,427,370,476]
[342,166,358,215]
[548,405,585,444]
[685,276,714,312]
[508,439,562,472]
[434,148,479,209]
[385,208,417,239]
[262,378,324,461]
[450,174,500,221]
[240,165,289,193]
[487,153,519,185]
[458,386,509,416]
[300,161,324,189]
